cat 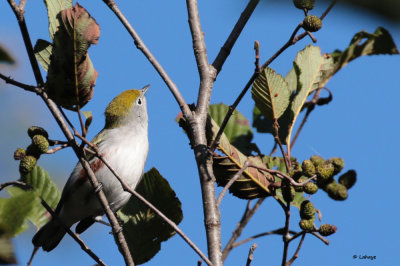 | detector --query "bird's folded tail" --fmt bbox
[32,219,66,252]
